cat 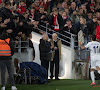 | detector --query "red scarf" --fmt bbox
[53,14,59,31]
[96,23,100,40]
